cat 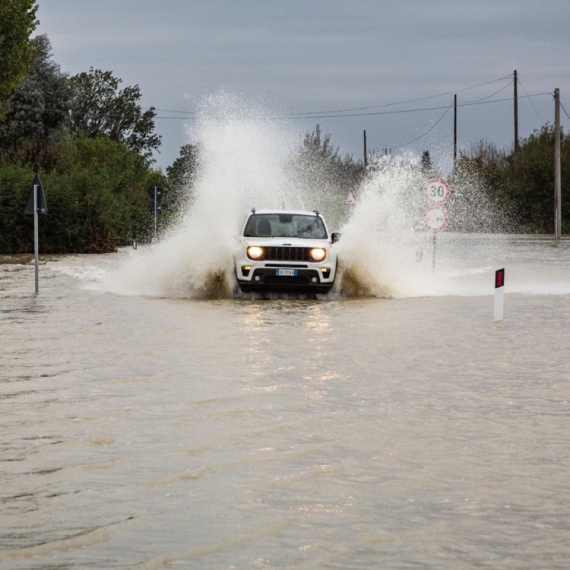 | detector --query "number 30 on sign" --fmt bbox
[423,178,450,204]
